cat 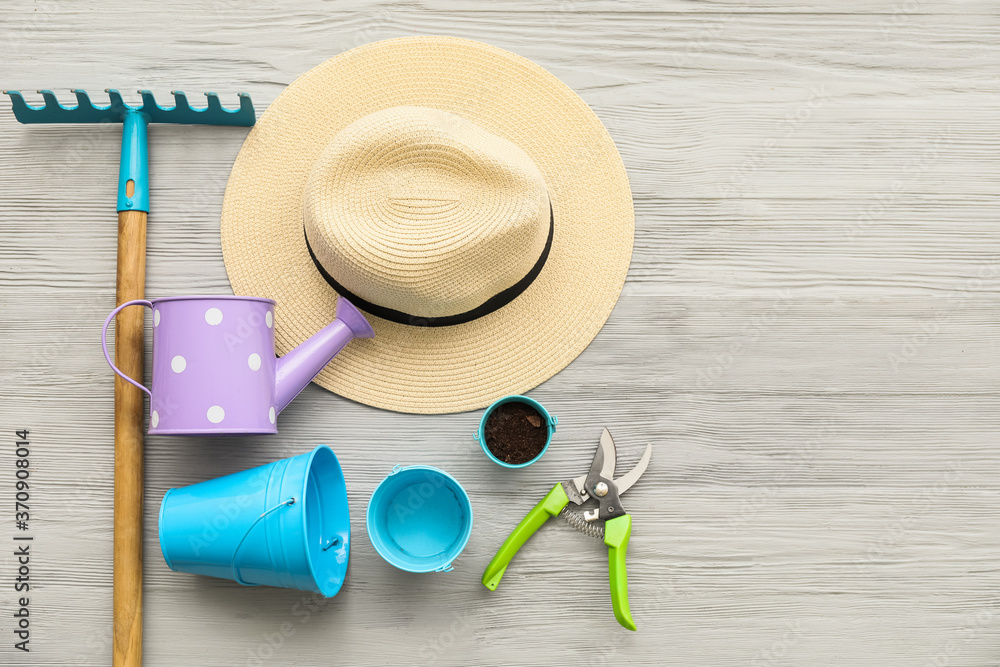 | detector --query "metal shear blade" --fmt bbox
[566,428,652,515]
